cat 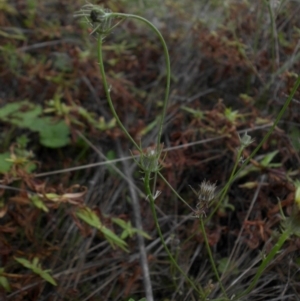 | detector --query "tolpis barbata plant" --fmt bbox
[74,3,205,299]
